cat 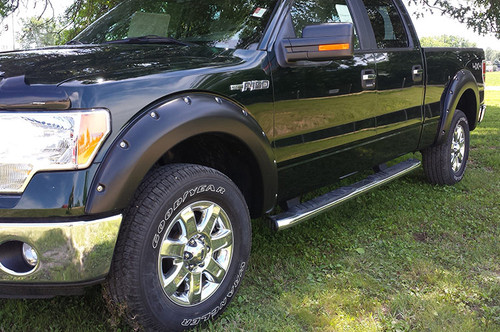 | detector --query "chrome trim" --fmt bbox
[0,99,71,110]
[158,201,233,307]
[478,104,486,123]
[0,214,122,283]
[272,160,421,231]
[362,74,377,80]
